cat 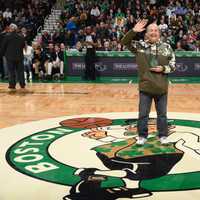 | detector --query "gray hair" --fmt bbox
[146,23,161,34]
[9,23,18,31]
